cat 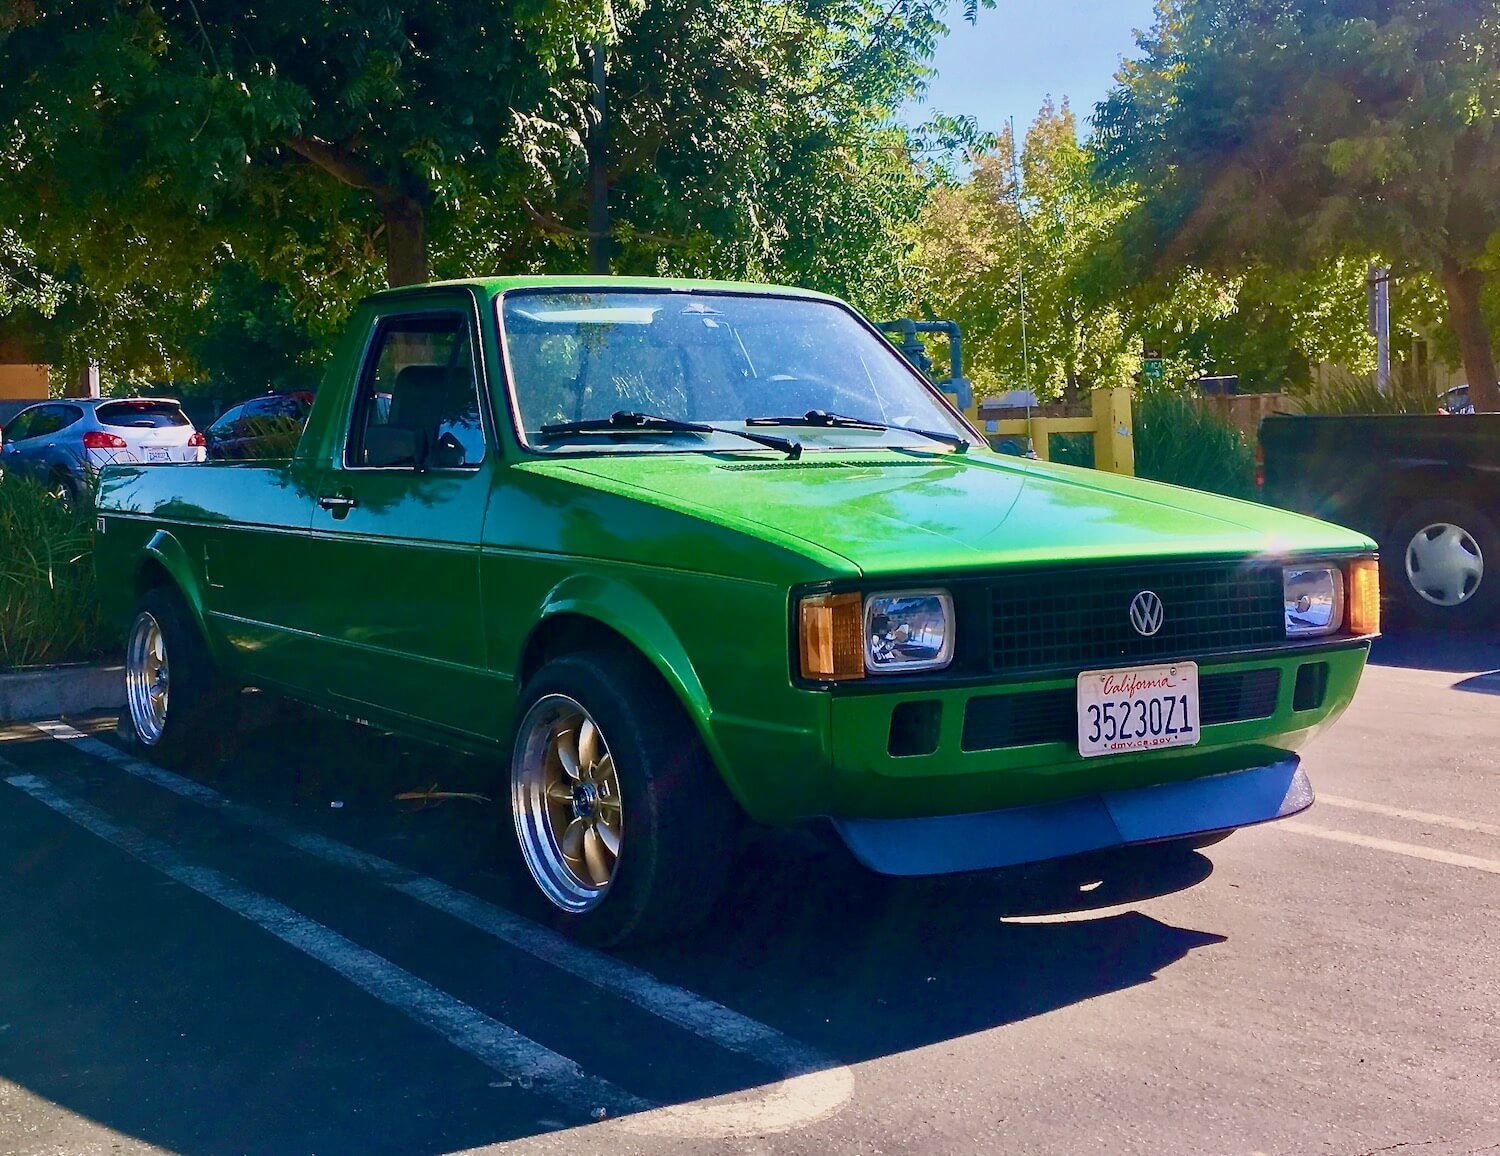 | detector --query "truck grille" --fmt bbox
[959,668,1281,752]
[989,561,1285,673]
